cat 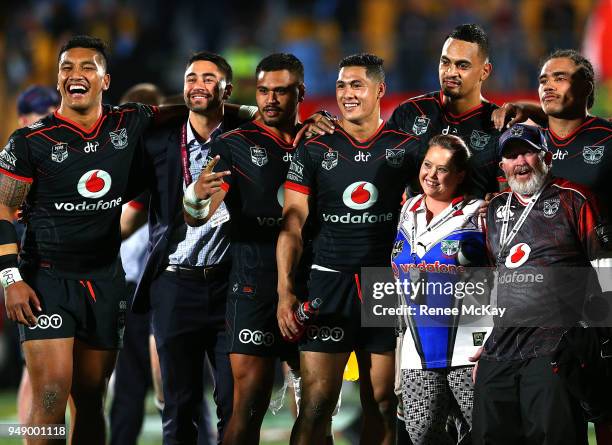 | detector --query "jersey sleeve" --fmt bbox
[577,193,605,261]
[0,131,34,183]
[128,191,150,211]
[389,102,418,133]
[121,102,159,127]
[208,137,234,193]
[285,141,315,195]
